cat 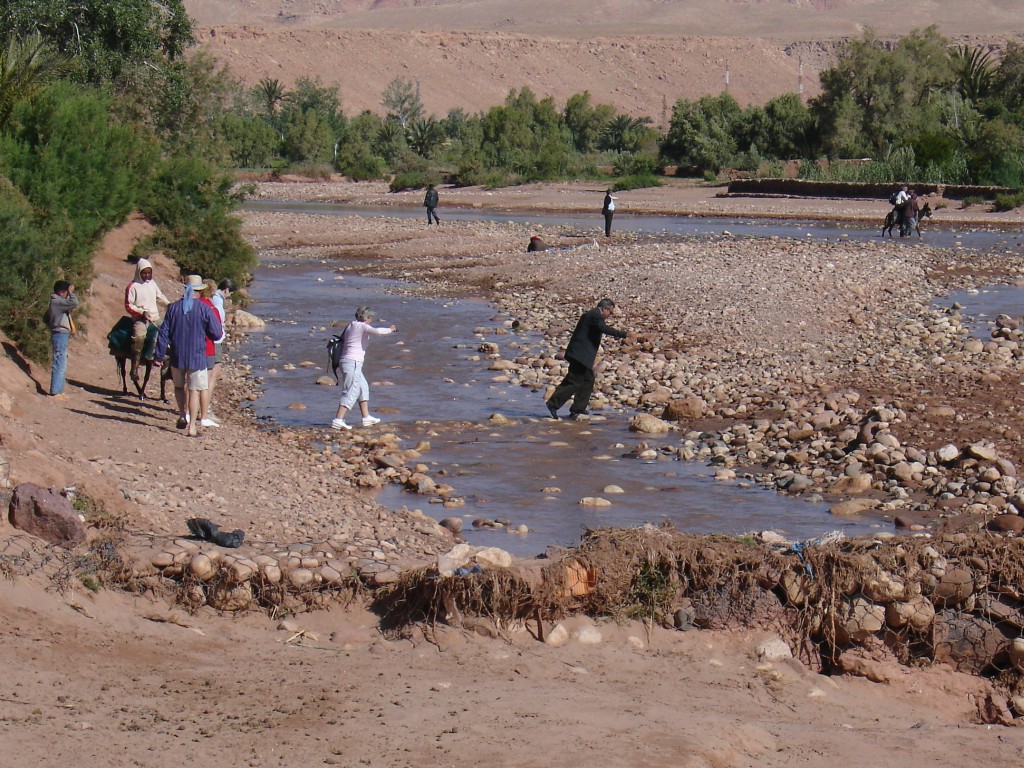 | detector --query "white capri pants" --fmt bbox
[338,359,369,409]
